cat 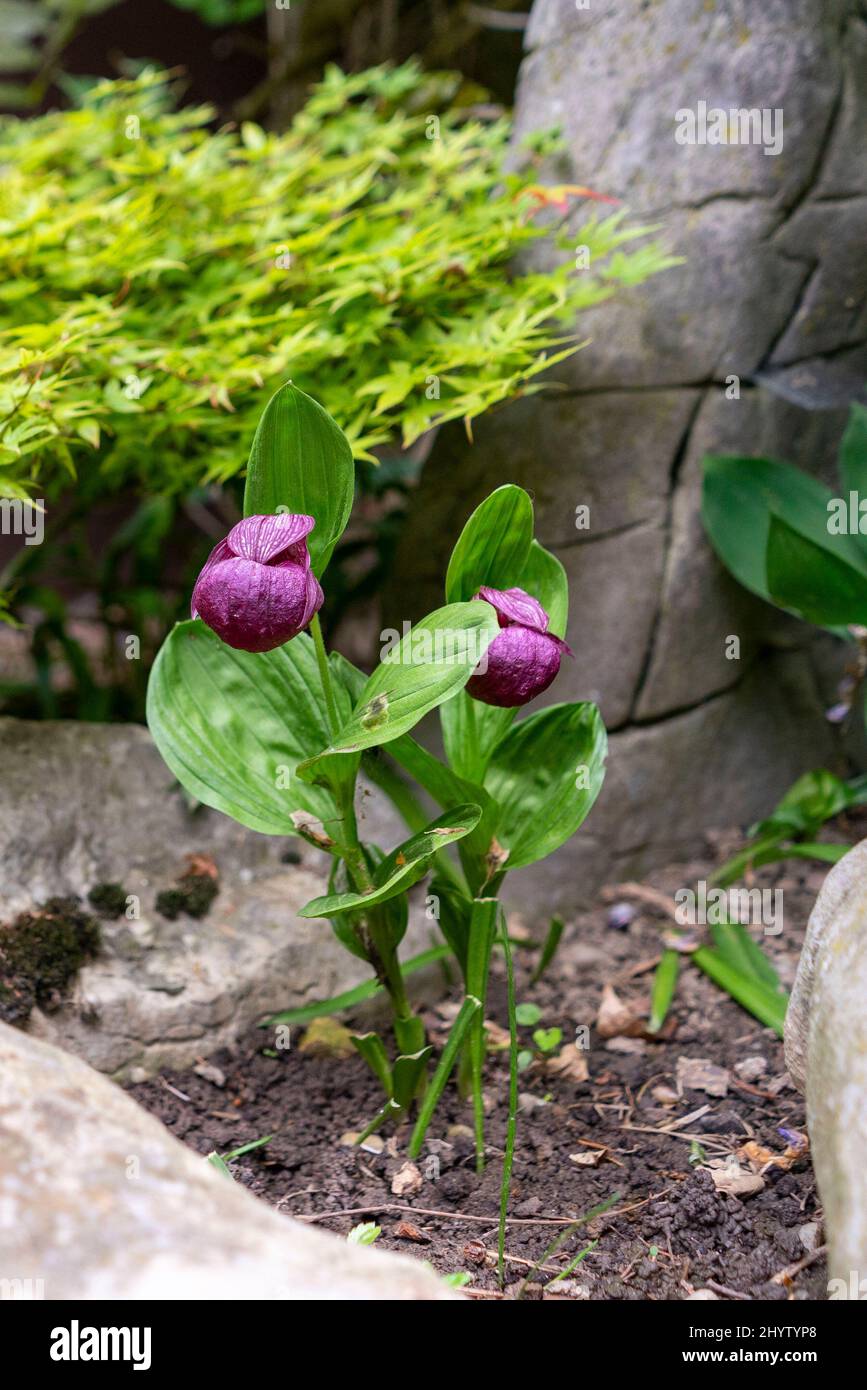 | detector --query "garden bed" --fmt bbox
[128,828,849,1301]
